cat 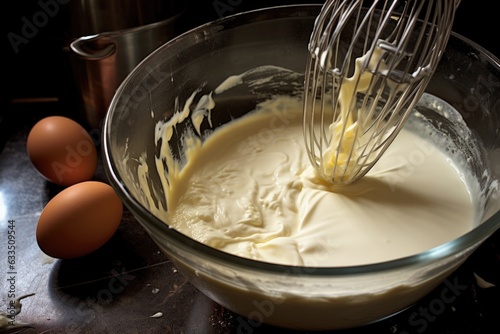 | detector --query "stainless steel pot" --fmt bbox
[68,0,185,128]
